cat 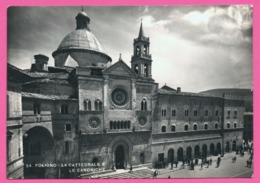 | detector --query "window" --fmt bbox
[161,109,166,117]
[184,109,189,117]
[141,99,147,111]
[234,110,238,119]
[194,110,198,116]
[84,99,91,111]
[136,46,140,55]
[61,104,68,114]
[171,109,176,117]
[184,124,189,131]
[215,123,218,129]
[171,125,176,132]
[227,123,231,129]
[227,110,231,119]
[204,123,208,130]
[95,100,102,111]
[65,124,71,132]
[234,122,237,128]
[215,110,219,116]
[134,64,139,74]
[161,126,166,132]
[65,141,70,154]
[144,64,148,77]
[193,124,198,131]
[33,102,41,115]
[204,110,208,116]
